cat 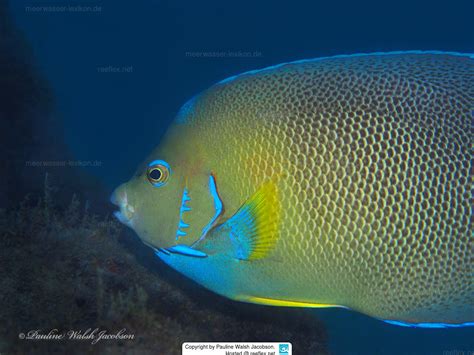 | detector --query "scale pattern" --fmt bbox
[183,53,473,322]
